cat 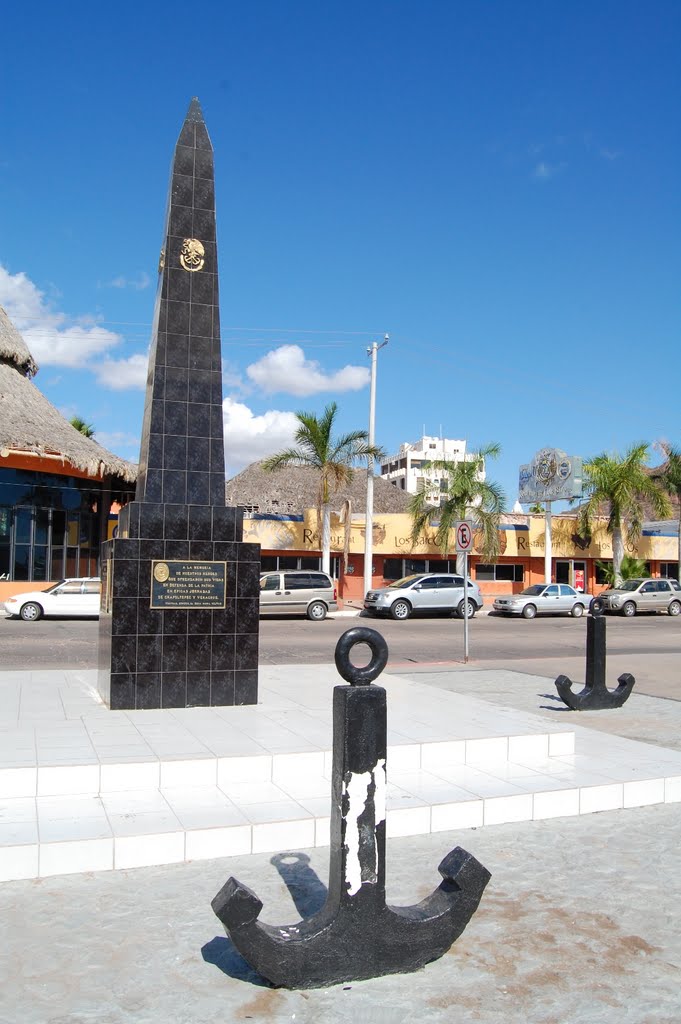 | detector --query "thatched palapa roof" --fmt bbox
[226,461,413,515]
[0,305,137,485]
[0,305,38,378]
